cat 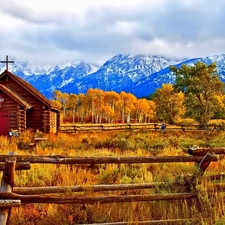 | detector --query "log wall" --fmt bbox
[0,74,59,133]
